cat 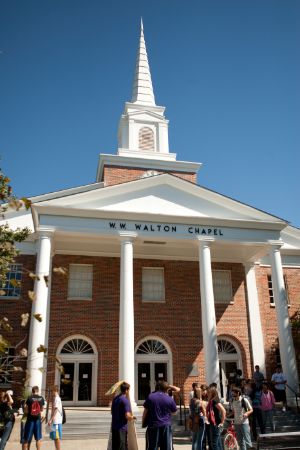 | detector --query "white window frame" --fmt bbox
[142,267,165,303]
[0,264,22,299]
[67,264,93,301]
[212,270,233,304]
[268,274,290,307]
